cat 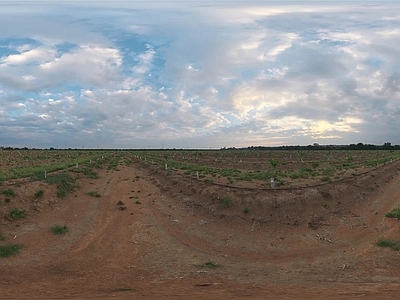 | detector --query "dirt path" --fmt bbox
[1,160,400,299]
